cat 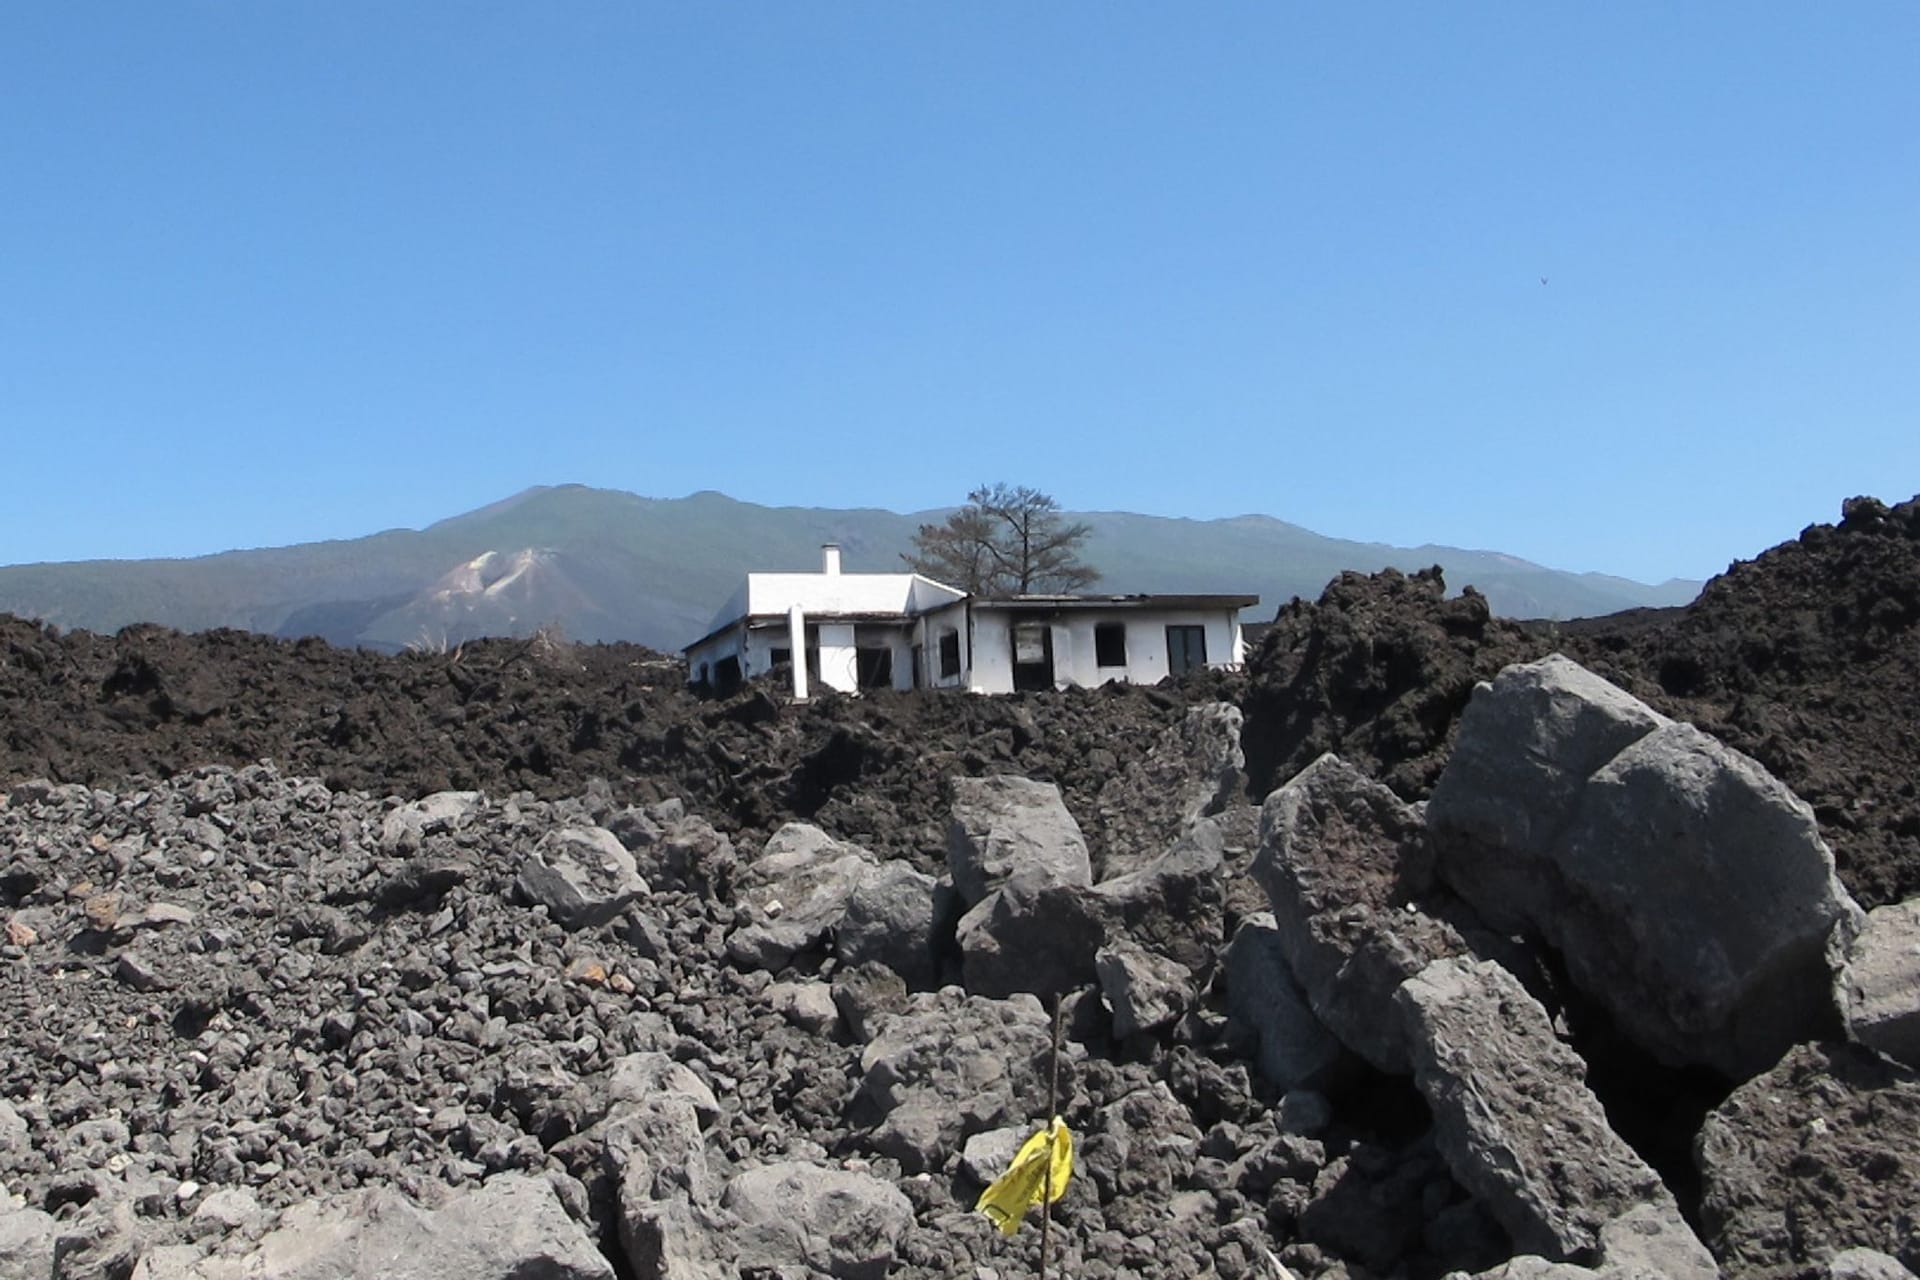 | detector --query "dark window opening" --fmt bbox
[856,647,893,690]
[911,645,923,689]
[771,647,792,667]
[713,655,743,692]
[1095,622,1127,667]
[938,630,962,678]
[1166,625,1207,677]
